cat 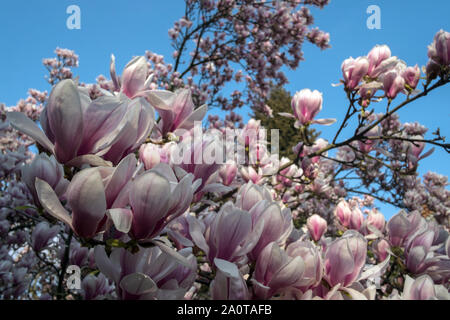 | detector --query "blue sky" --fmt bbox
[1,0,449,218]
